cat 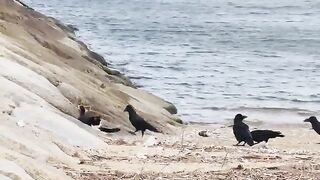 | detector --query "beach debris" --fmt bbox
[136,153,147,159]
[235,164,244,170]
[202,145,217,152]
[16,120,25,127]
[114,139,128,145]
[267,166,279,170]
[198,130,209,137]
